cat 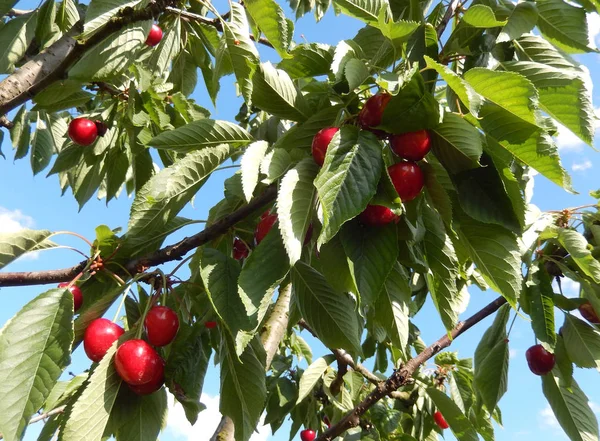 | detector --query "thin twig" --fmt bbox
[0,406,66,440]
[0,115,14,129]
[436,0,460,39]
